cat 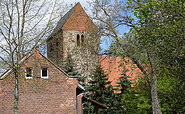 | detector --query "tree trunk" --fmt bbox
[14,69,19,114]
[151,74,162,114]
[147,50,162,114]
